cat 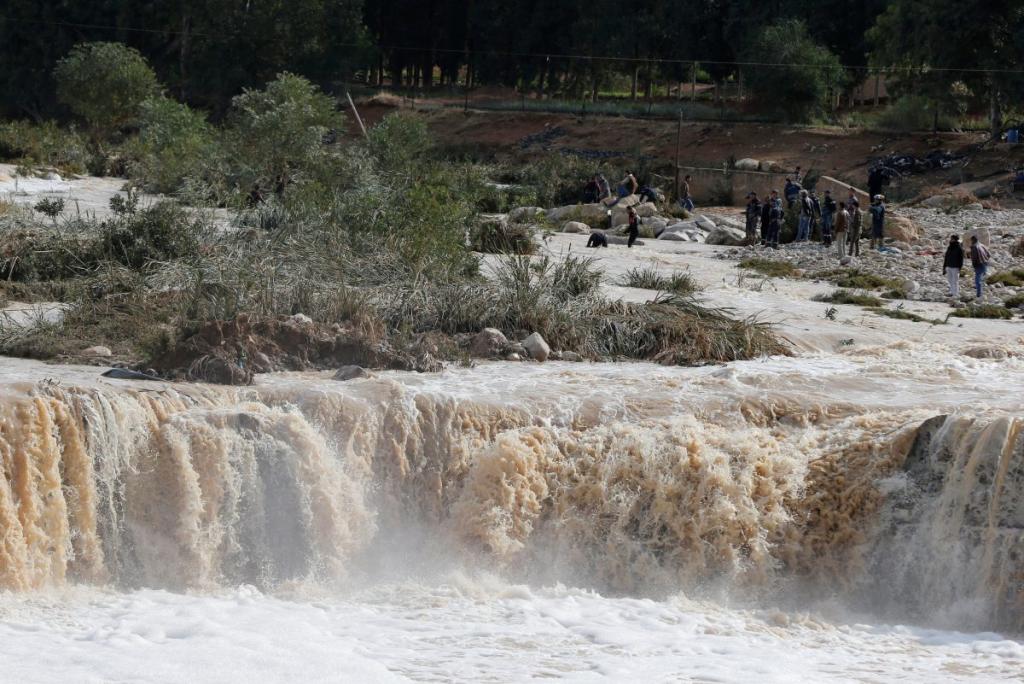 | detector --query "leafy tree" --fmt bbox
[53,42,160,139]
[128,96,217,194]
[742,20,845,122]
[226,72,345,192]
